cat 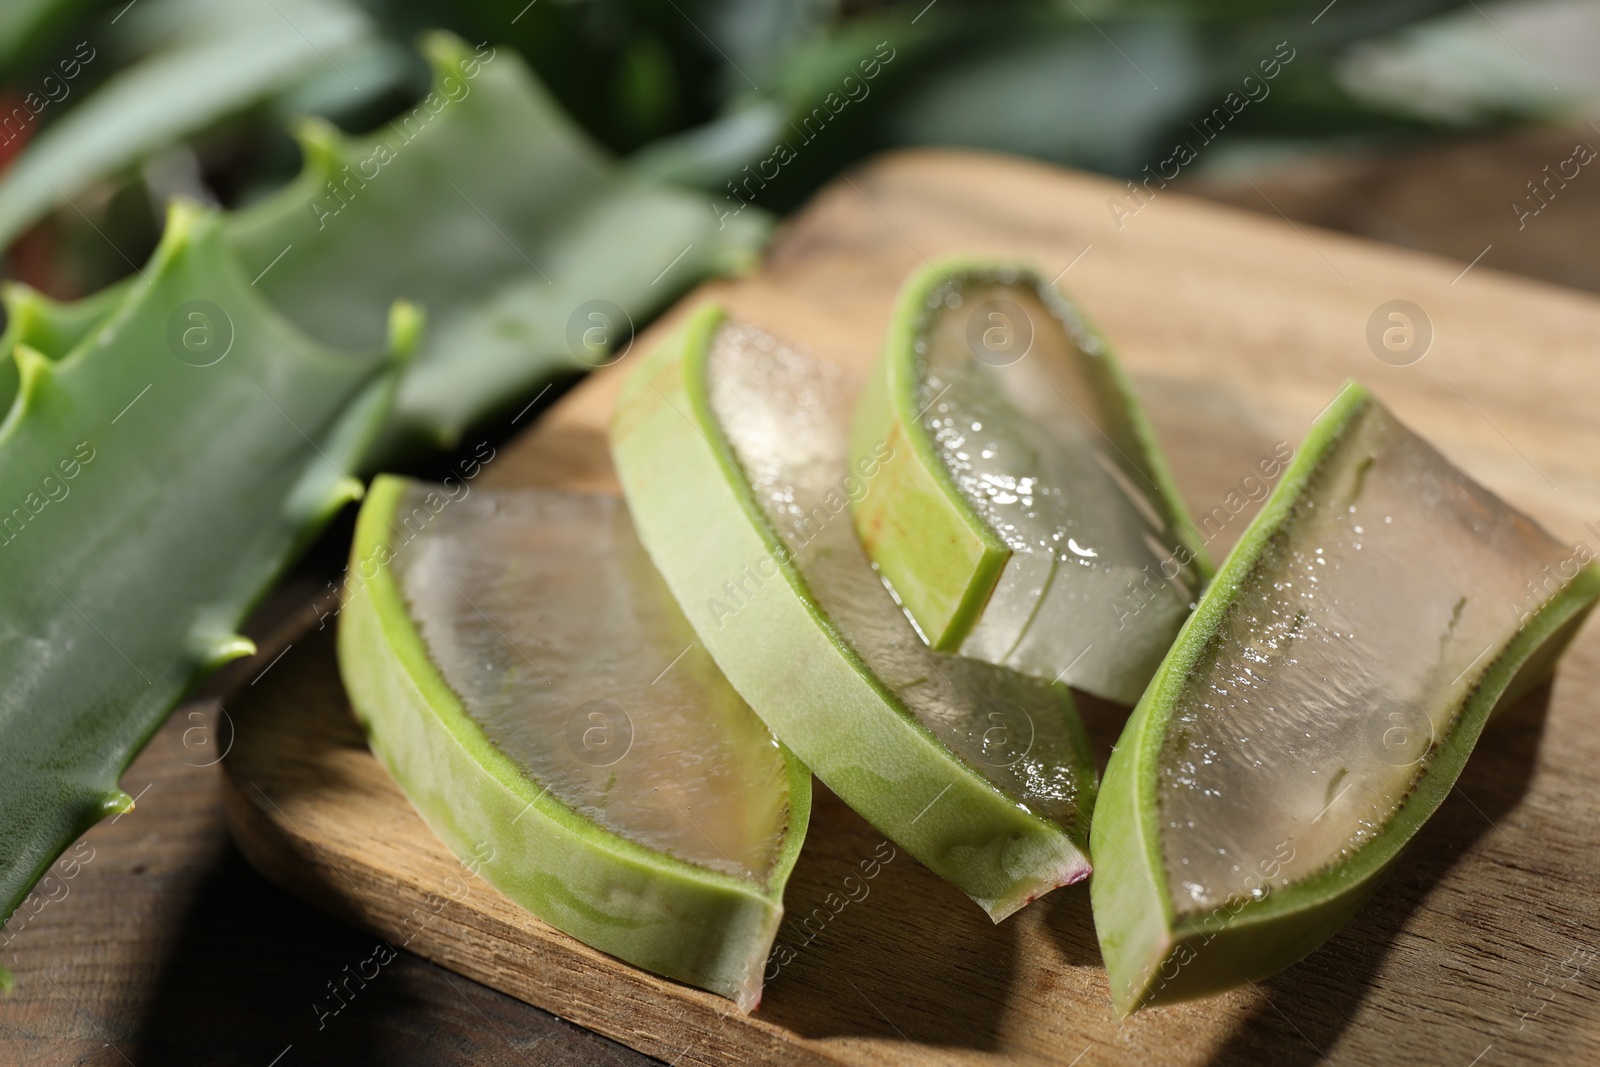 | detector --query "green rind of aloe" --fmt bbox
[337,475,812,1010]
[1090,381,1600,1013]
[610,304,1095,922]
[848,257,1212,656]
